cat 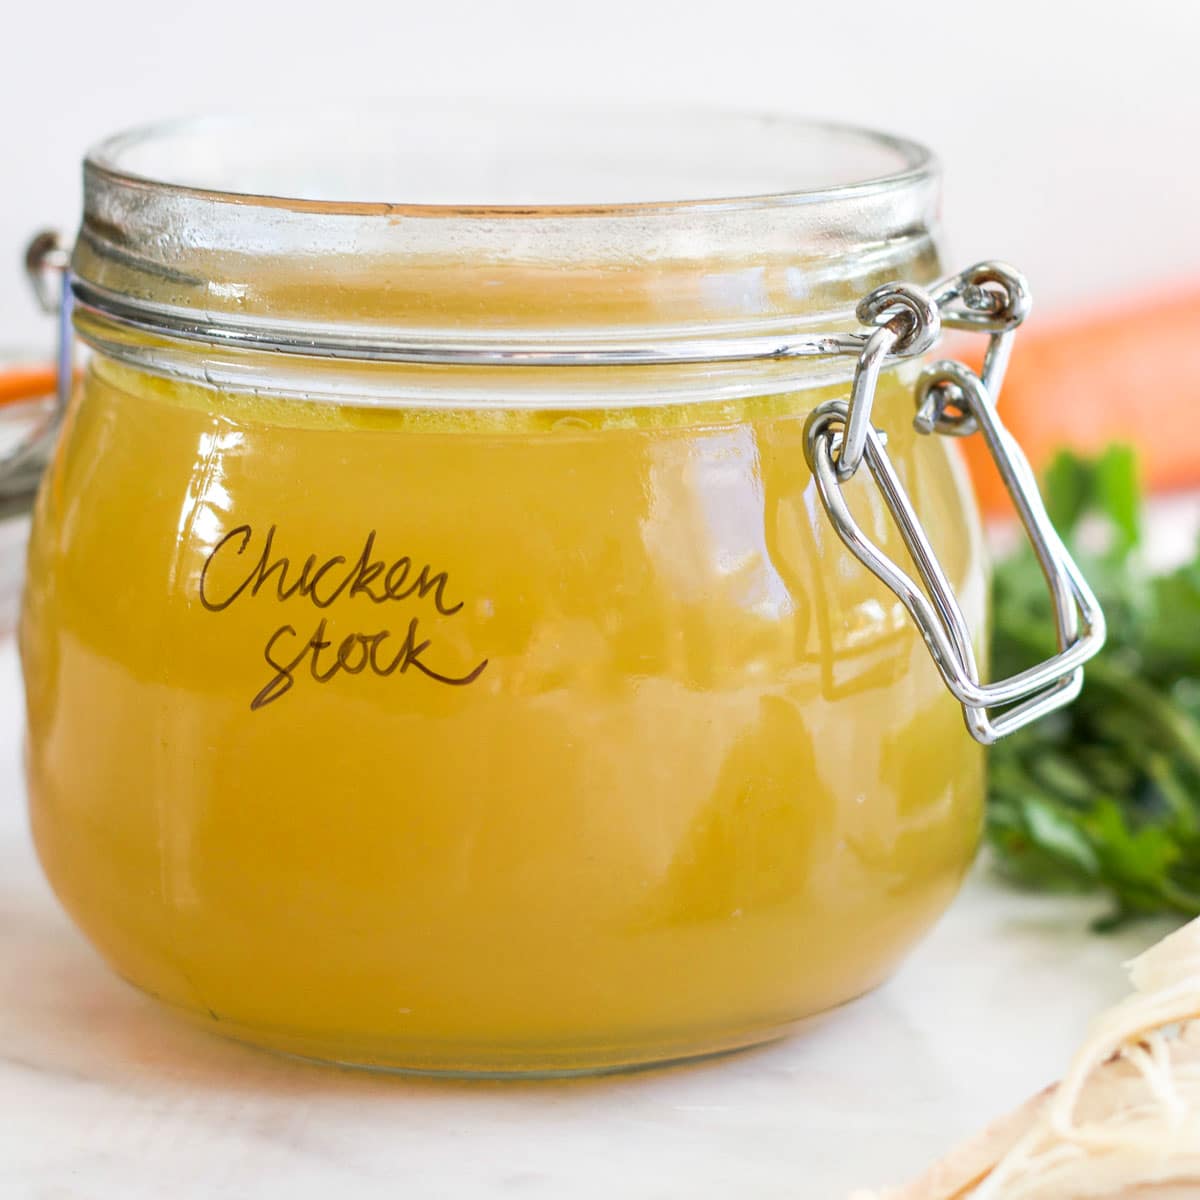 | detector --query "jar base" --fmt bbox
[271,1037,776,1081]
[168,1005,836,1079]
